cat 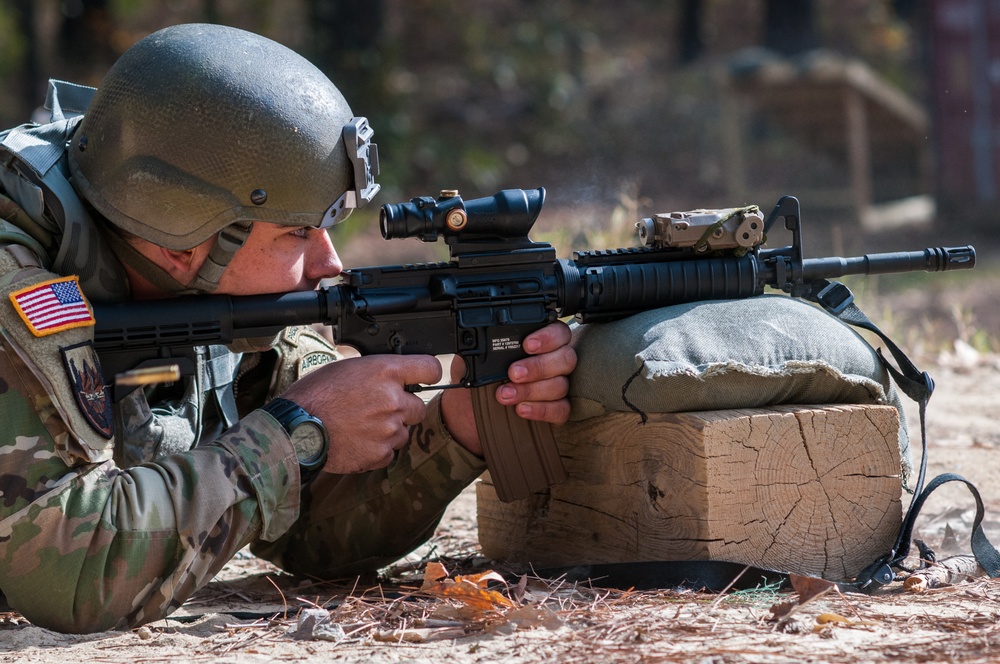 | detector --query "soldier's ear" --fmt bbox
[156,242,211,284]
